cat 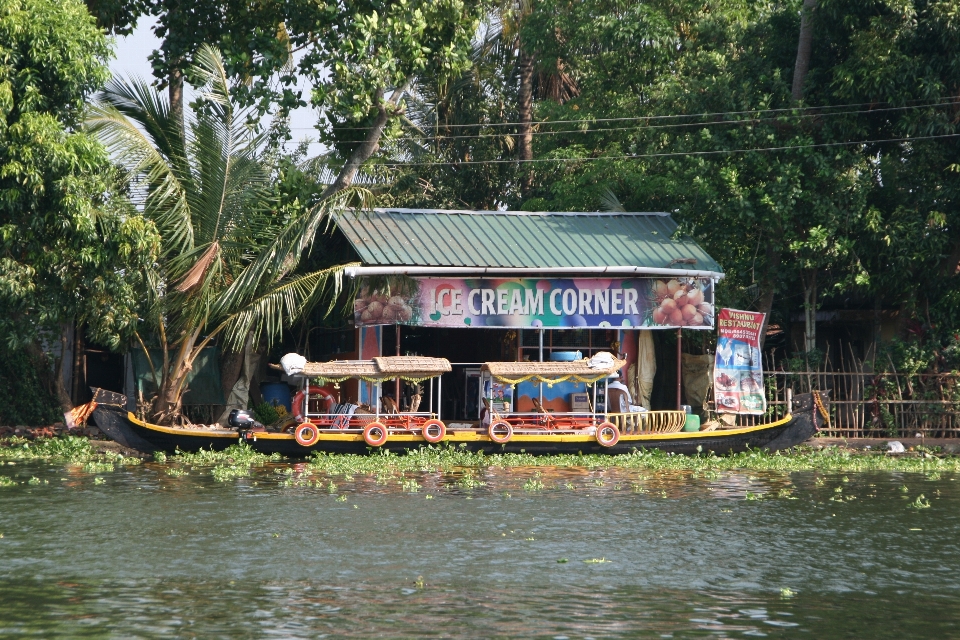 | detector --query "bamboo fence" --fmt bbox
[713,345,960,438]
